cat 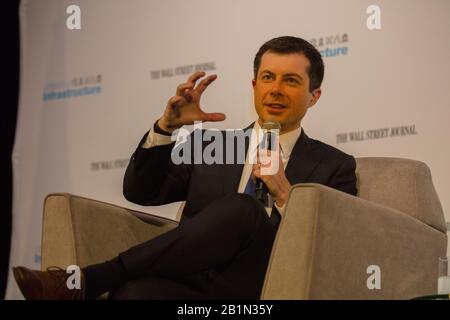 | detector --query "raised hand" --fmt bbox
[158,71,226,133]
